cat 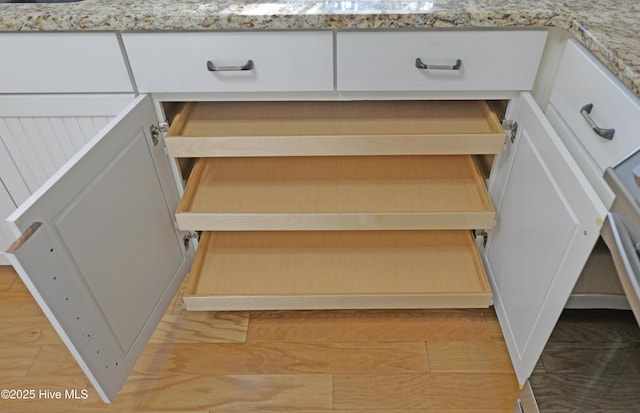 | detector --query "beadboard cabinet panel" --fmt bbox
[0,179,16,265]
[0,95,134,196]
